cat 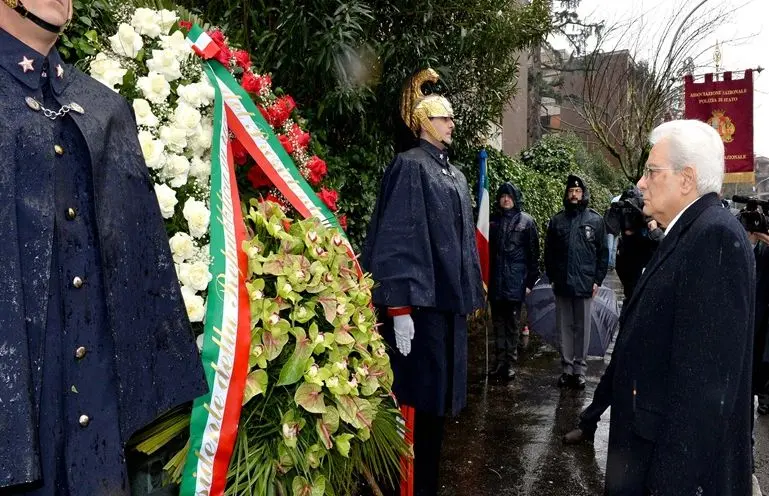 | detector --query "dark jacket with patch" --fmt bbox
[489,182,540,302]
[0,32,207,491]
[544,175,608,298]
